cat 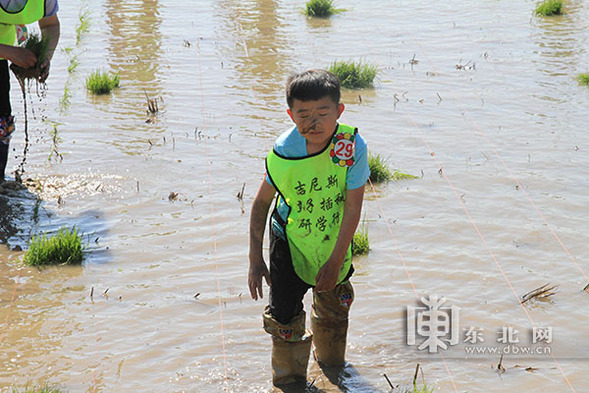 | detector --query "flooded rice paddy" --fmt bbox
[1,0,589,392]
